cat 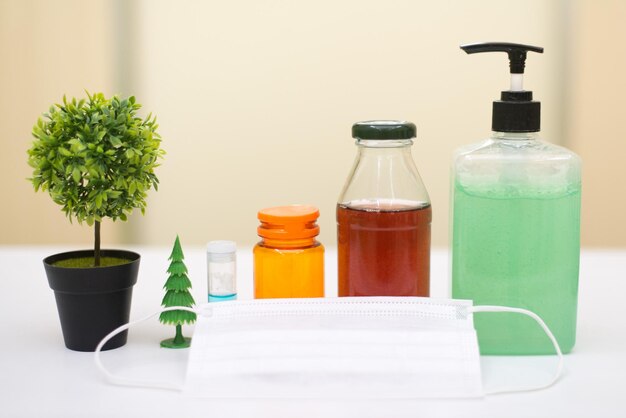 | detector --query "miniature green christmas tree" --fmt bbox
[159,235,197,348]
